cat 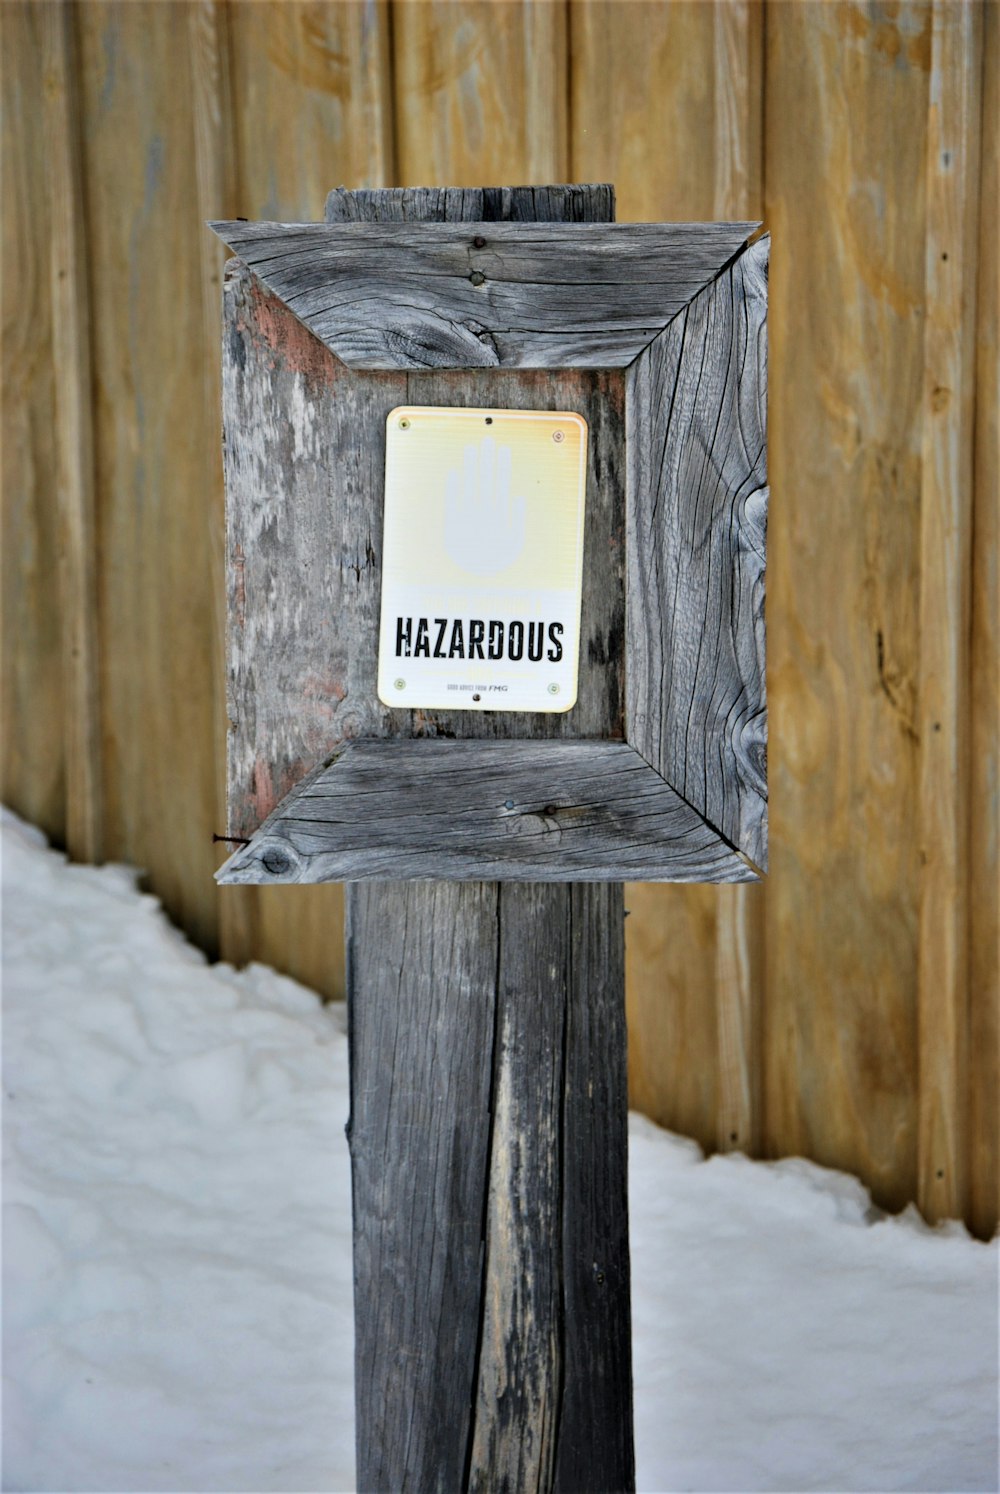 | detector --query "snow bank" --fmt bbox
[3,809,997,1493]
